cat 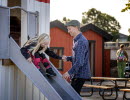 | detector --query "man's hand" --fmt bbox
[27,57,32,63]
[62,55,67,62]
[63,72,70,80]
